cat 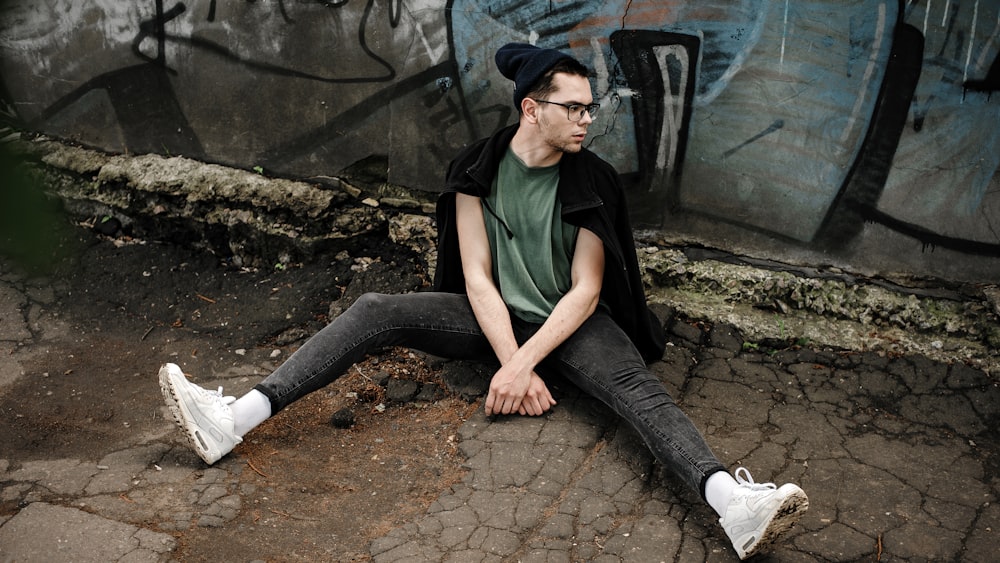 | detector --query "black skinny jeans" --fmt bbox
[254,292,726,495]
